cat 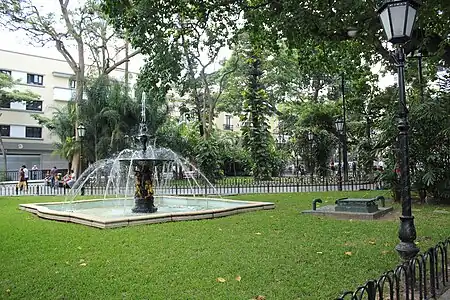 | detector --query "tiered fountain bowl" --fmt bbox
[19,139,275,228]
